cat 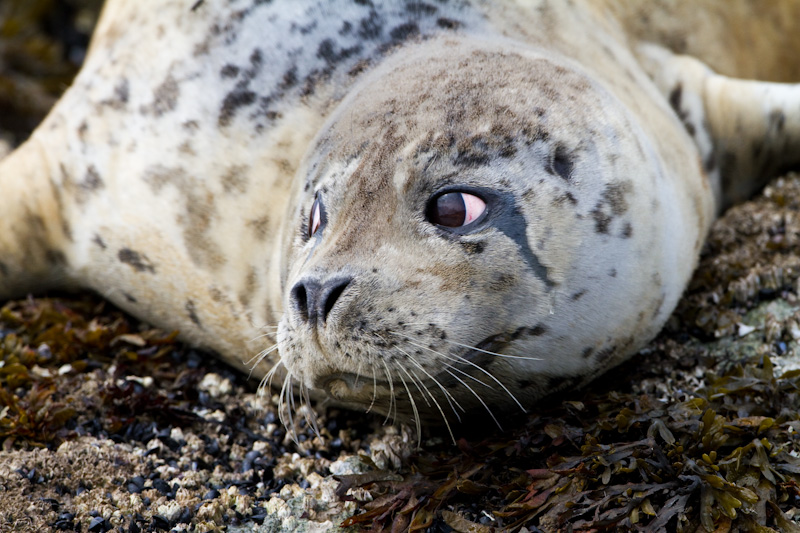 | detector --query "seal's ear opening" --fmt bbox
[637,43,800,213]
